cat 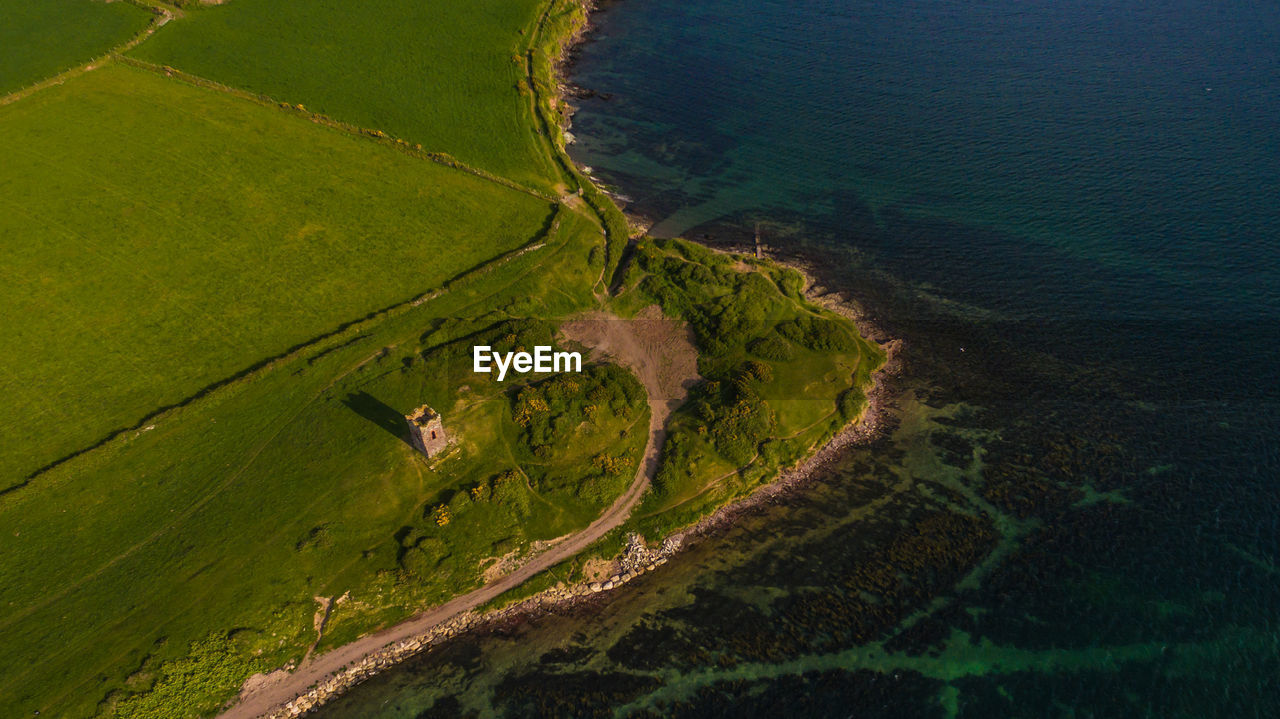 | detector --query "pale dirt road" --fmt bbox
[221,309,697,719]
